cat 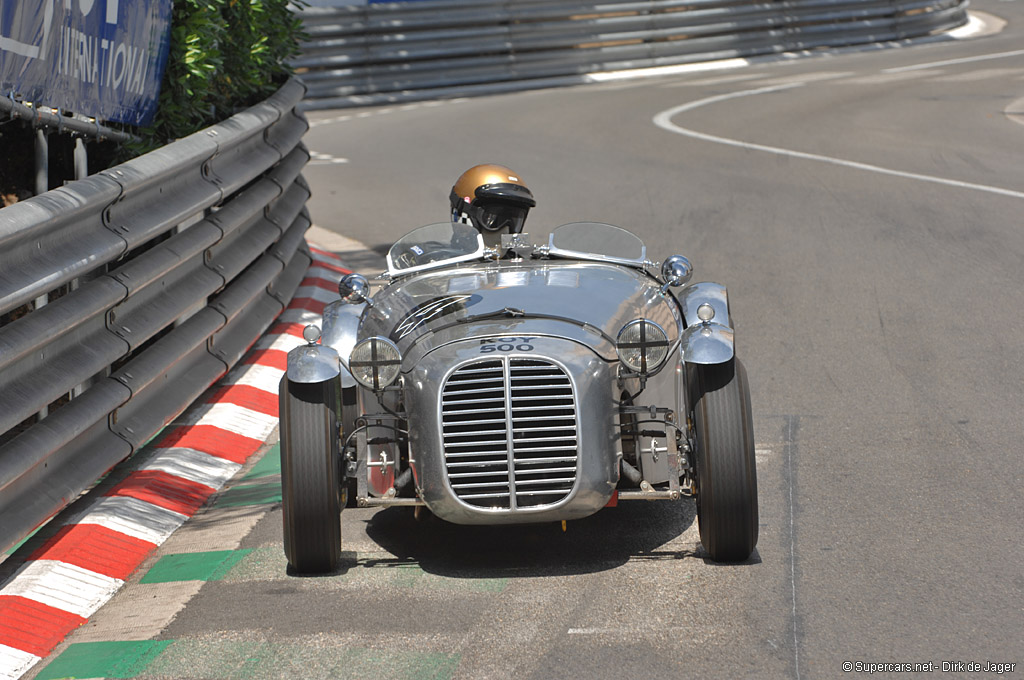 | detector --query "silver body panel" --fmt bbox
[362,260,682,359]
[679,281,731,329]
[293,229,738,524]
[286,343,340,383]
[681,322,735,365]
[404,336,620,524]
[320,299,365,387]
[678,281,734,364]
[356,260,680,524]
